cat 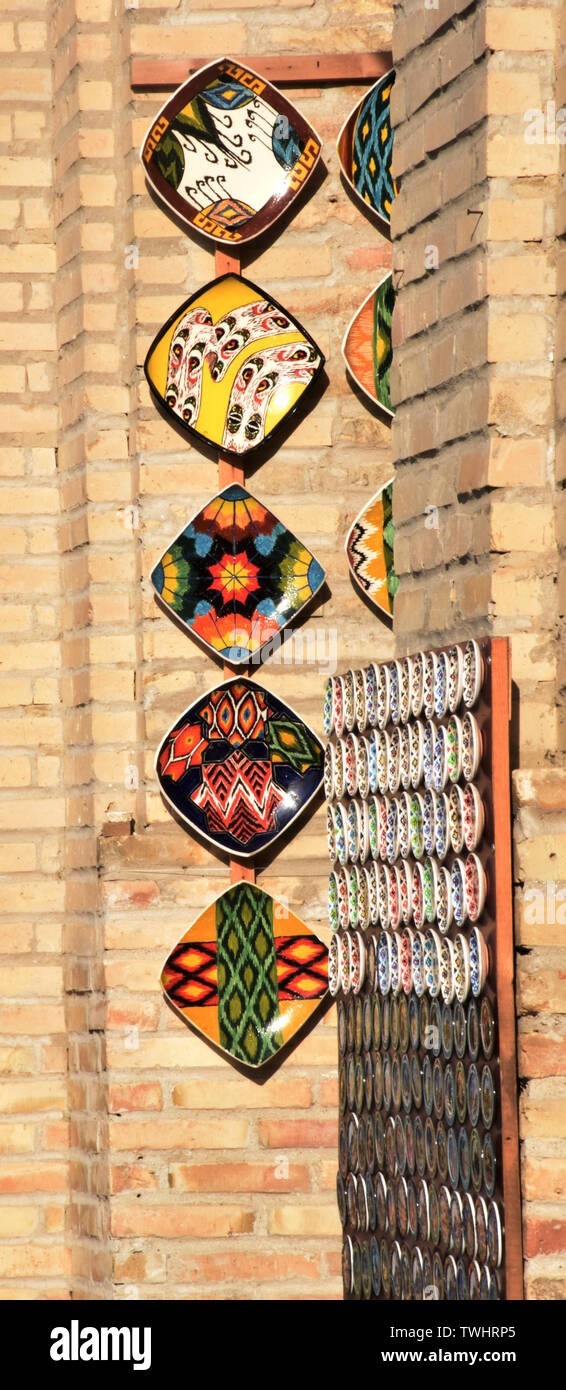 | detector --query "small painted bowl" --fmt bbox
[446,714,463,784]
[449,783,465,854]
[367,733,379,795]
[447,644,464,713]
[357,866,370,930]
[410,720,425,788]
[399,657,412,725]
[400,928,414,994]
[423,855,438,923]
[433,724,449,793]
[328,871,340,930]
[412,861,426,930]
[465,852,487,922]
[365,662,379,728]
[334,739,346,800]
[422,652,436,721]
[339,931,351,993]
[344,732,359,798]
[399,724,411,790]
[337,866,349,928]
[378,794,388,860]
[323,741,335,803]
[343,669,356,732]
[463,638,484,709]
[359,799,370,864]
[410,652,425,718]
[389,660,402,725]
[453,933,471,1004]
[356,737,370,799]
[423,788,437,857]
[348,863,359,927]
[462,711,482,781]
[397,791,411,859]
[463,782,485,852]
[390,866,402,930]
[346,798,361,864]
[386,797,399,865]
[375,729,389,796]
[326,804,337,863]
[377,862,390,928]
[436,865,453,934]
[390,931,401,994]
[469,927,489,997]
[434,650,449,719]
[333,802,348,865]
[378,931,391,994]
[368,796,379,860]
[439,936,455,1005]
[435,792,450,860]
[328,933,340,996]
[377,663,390,730]
[423,718,437,790]
[369,861,380,925]
[388,726,401,794]
[410,792,425,859]
[423,928,441,998]
[333,677,344,737]
[411,931,426,999]
[354,667,367,733]
[450,857,467,927]
[322,678,335,740]
[351,930,366,995]
[399,859,413,925]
